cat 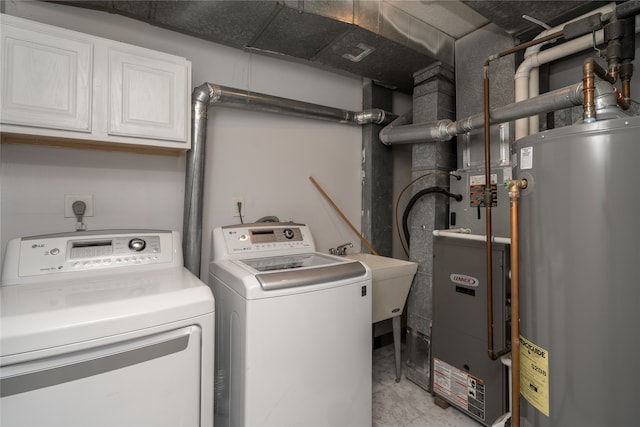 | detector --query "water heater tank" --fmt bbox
[514,115,640,426]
